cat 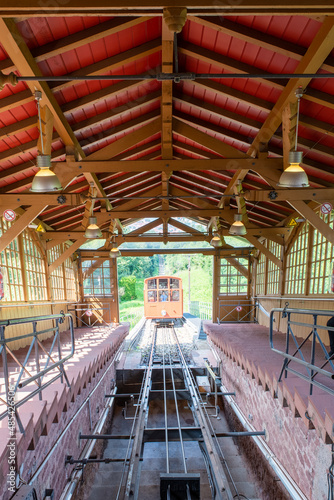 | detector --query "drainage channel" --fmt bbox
[73,320,264,500]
